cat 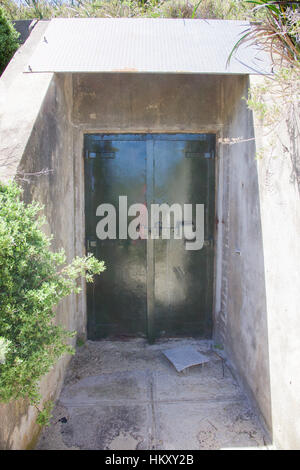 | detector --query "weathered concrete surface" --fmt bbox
[72,73,223,132]
[0,23,82,450]
[0,21,52,182]
[219,74,300,450]
[220,76,273,436]
[36,339,270,450]
[250,75,300,450]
